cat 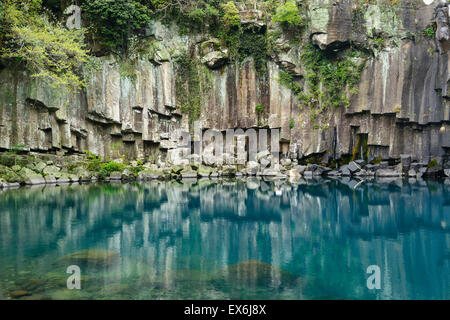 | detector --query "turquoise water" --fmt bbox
[0,178,449,300]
